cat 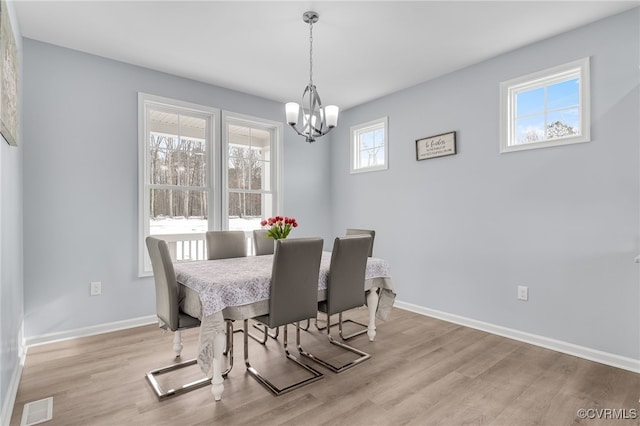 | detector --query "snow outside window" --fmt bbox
[138,93,219,276]
[223,111,283,235]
